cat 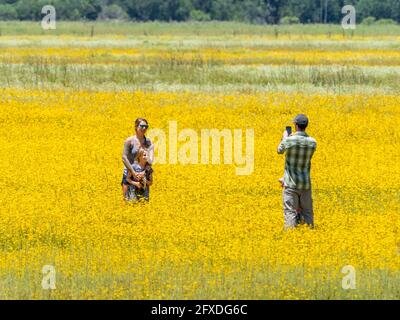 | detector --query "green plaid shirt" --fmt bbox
[277,131,316,190]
